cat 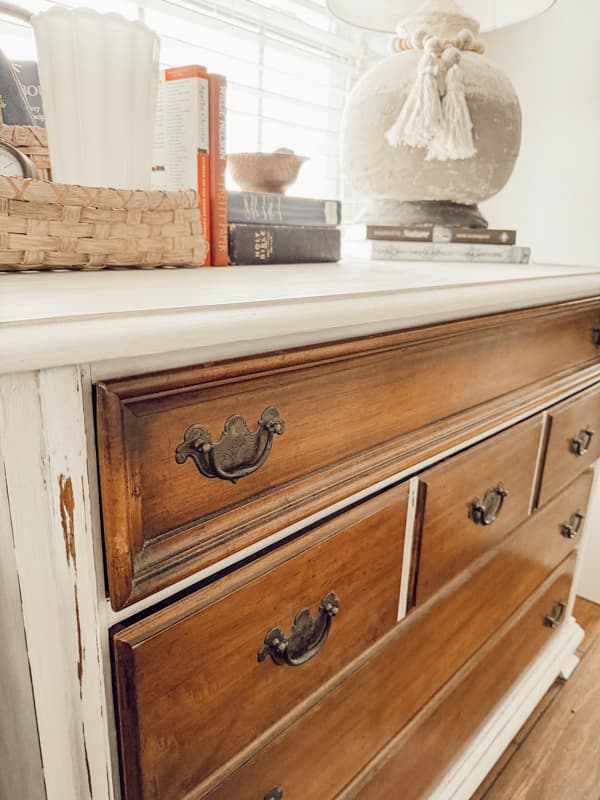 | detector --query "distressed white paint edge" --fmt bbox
[575,461,600,604]
[0,369,115,800]
[0,263,598,377]
[107,374,600,624]
[425,617,584,800]
[0,423,47,800]
[397,477,420,621]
